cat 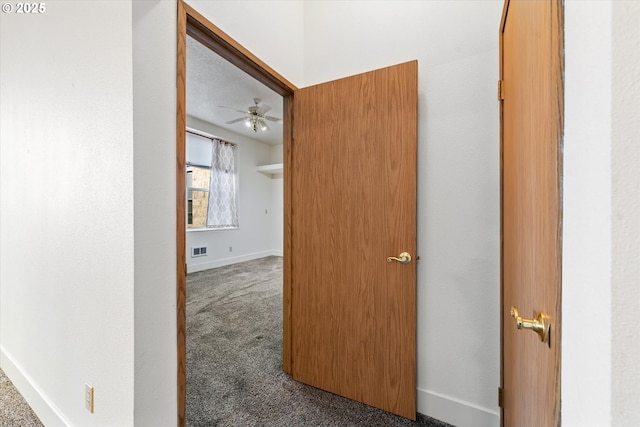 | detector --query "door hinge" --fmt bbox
[498,80,504,101]
[498,386,504,408]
